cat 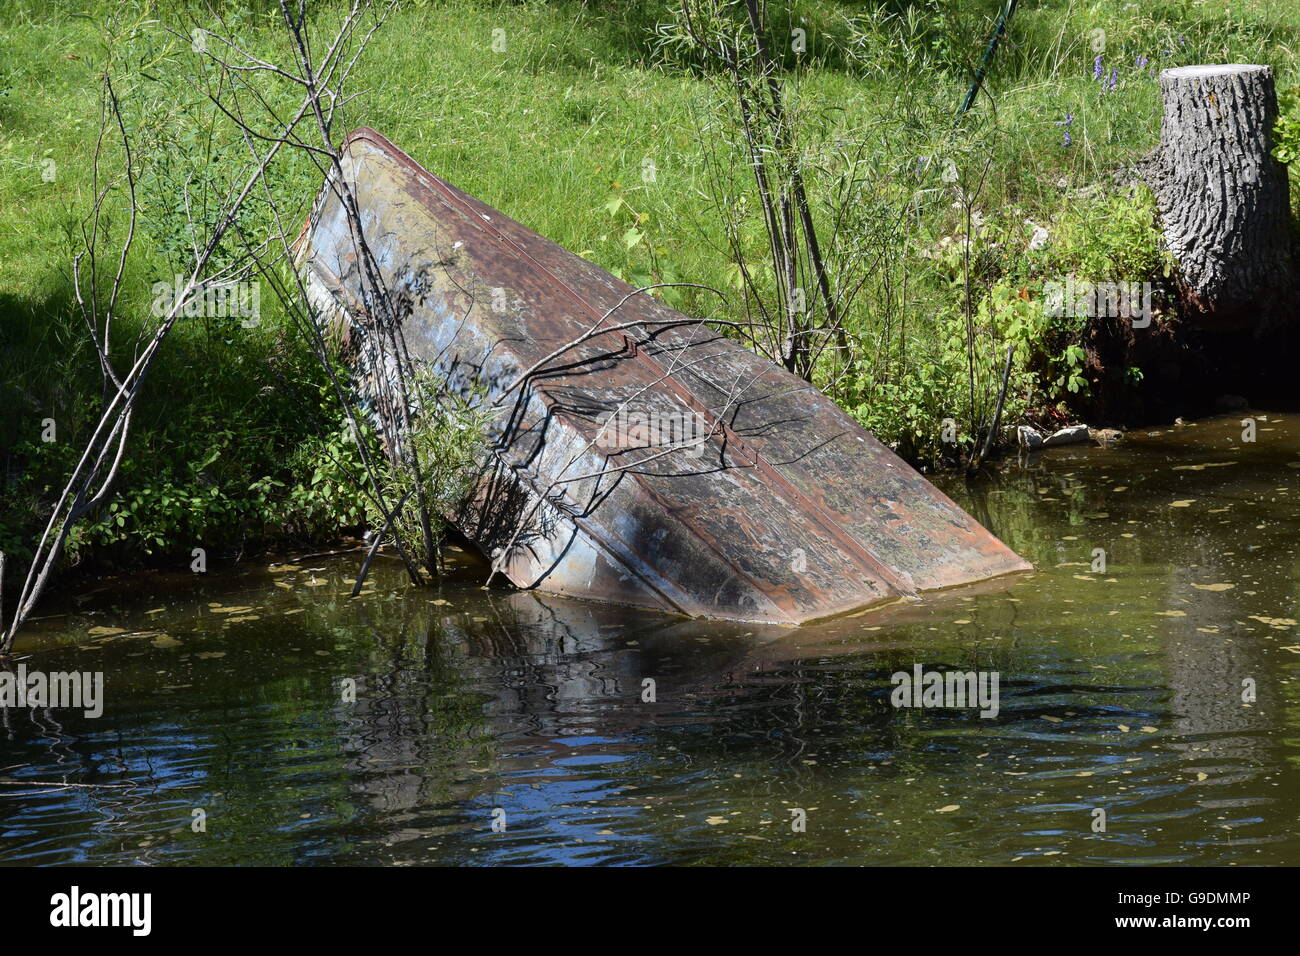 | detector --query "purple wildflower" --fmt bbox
[1136,55,1148,68]
[1094,55,1104,80]
[1056,112,1074,147]
[1107,68,1118,92]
